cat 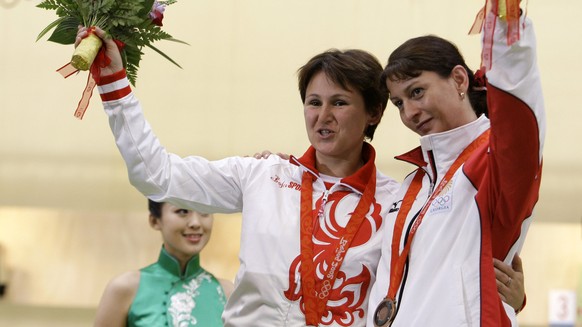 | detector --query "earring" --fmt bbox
[459,92,466,100]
